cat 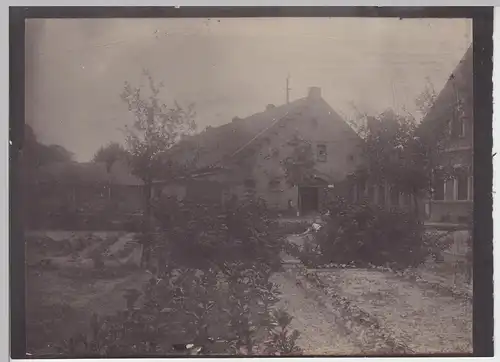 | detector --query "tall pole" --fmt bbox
[286,73,291,104]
